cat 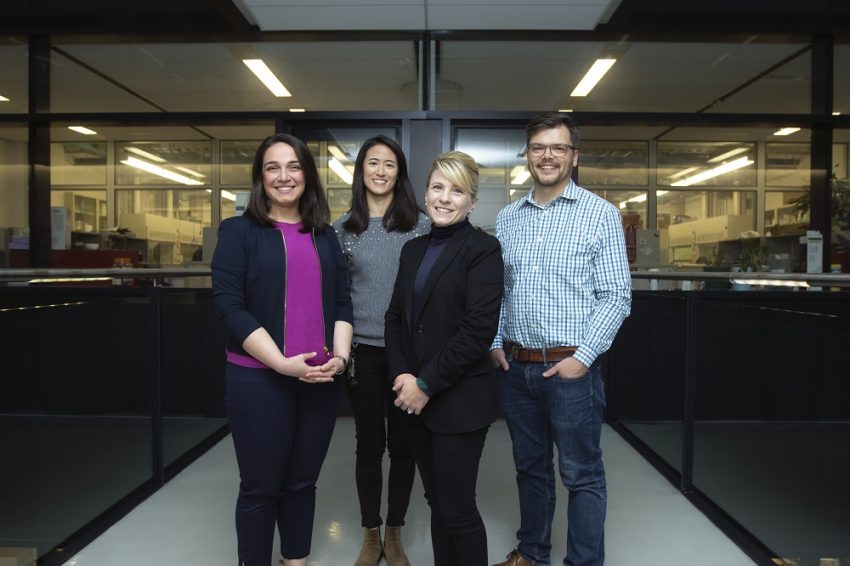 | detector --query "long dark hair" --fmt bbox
[342,135,420,235]
[245,133,329,233]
